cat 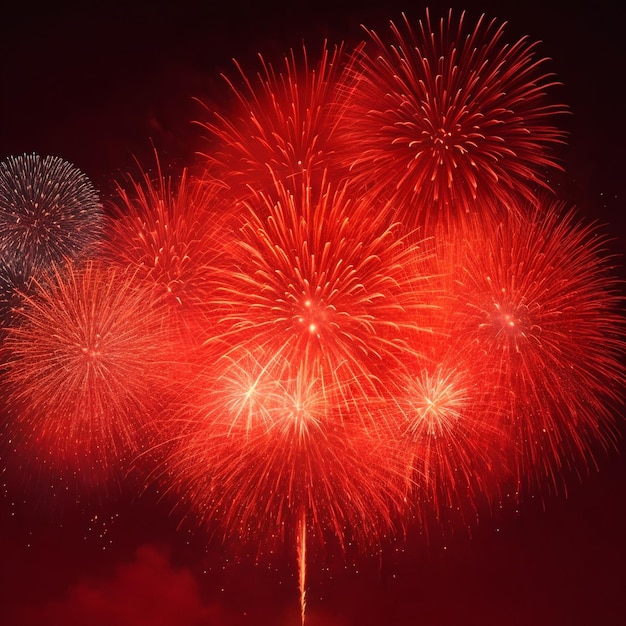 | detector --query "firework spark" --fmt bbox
[1,9,624,626]
[0,153,104,273]
[0,254,32,332]
[391,355,509,528]
[1,260,173,488]
[159,347,408,552]
[336,9,568,230]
